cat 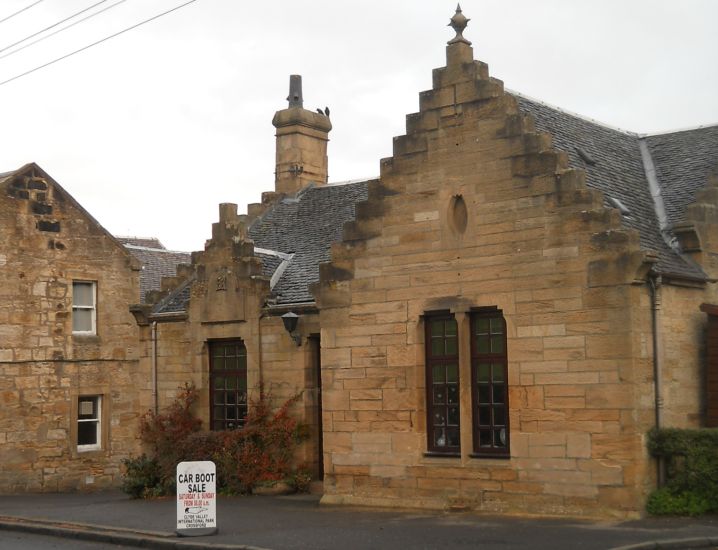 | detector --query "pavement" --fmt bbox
[0,491,717,550]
